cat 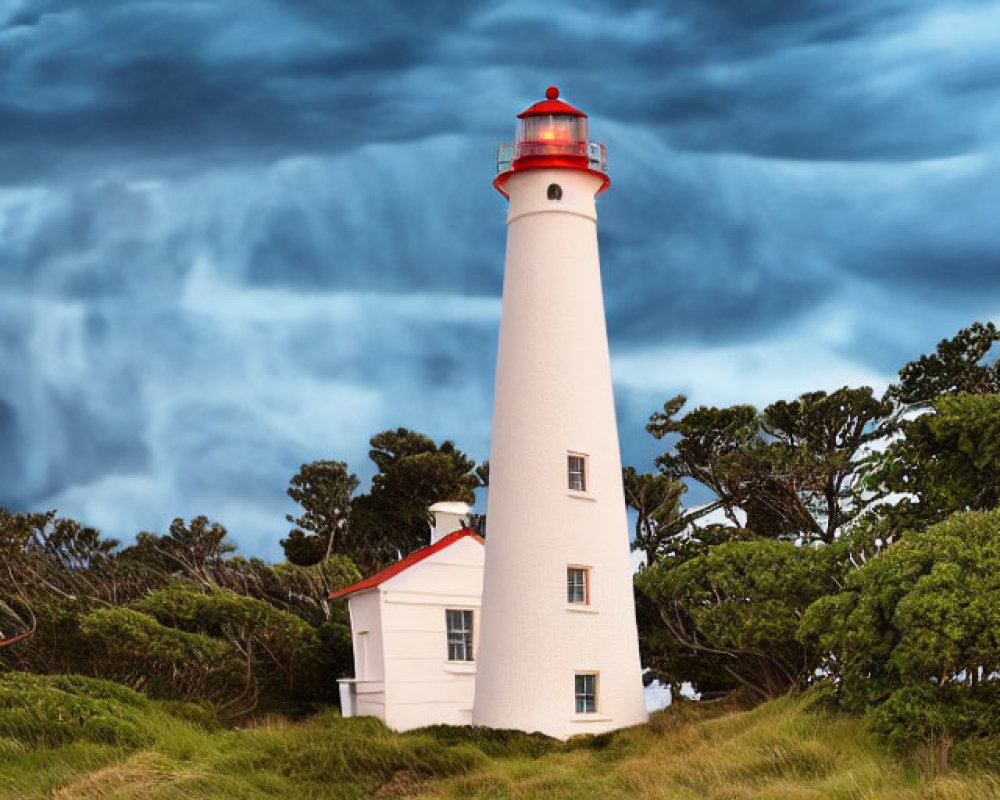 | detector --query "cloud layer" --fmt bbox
[2,0,999,557]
